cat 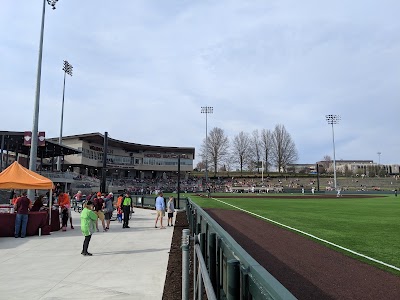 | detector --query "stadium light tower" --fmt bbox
[326,114,340,189]
[201,106,213,183]
[57,60,73,171]
[28,0,59,200]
